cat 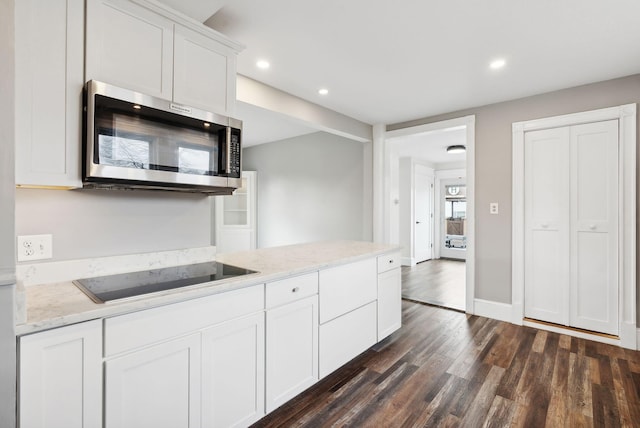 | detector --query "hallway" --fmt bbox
[401,259,465,311]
